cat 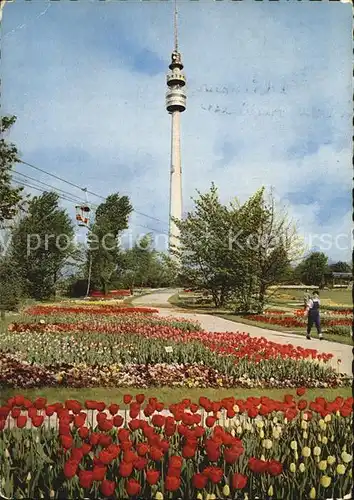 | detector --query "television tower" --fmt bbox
[166,0,186,254]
